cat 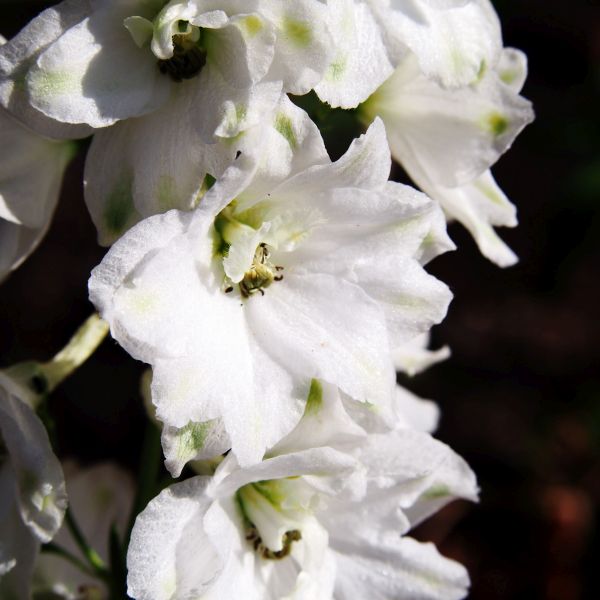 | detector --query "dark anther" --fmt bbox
[235,150,242,159]
[225,286,233,293]
[158,43,206,82]
[274,275,283,281]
